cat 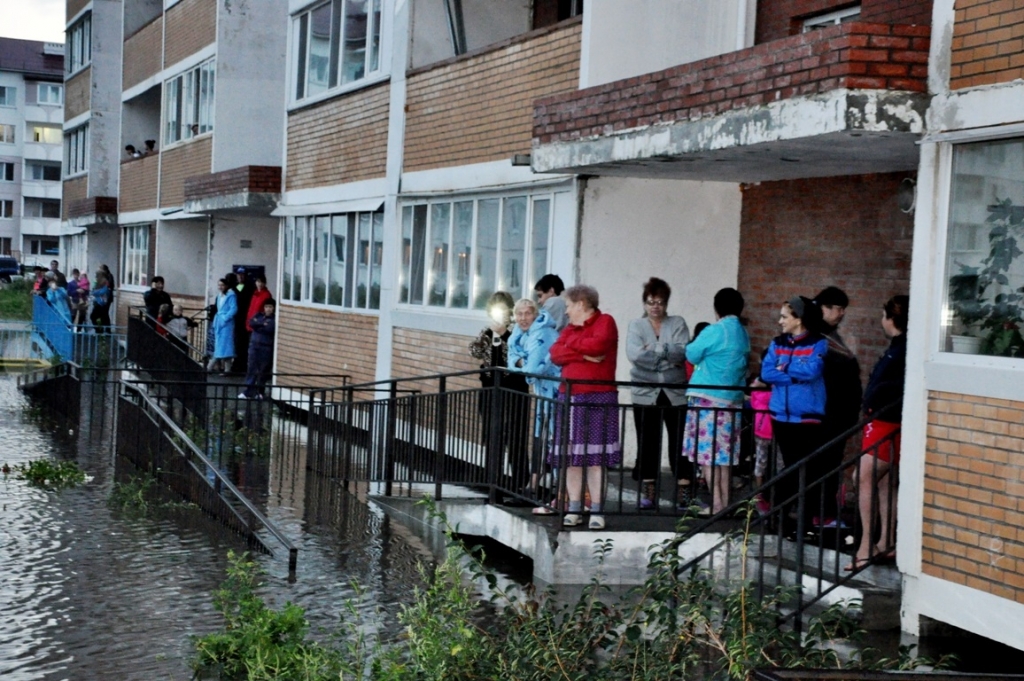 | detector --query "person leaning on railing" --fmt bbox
[847,294,908,571]
[549,284,620,531]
